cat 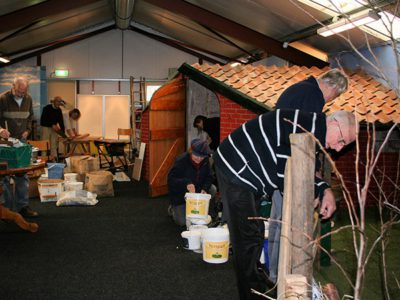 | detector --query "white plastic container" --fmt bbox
[185,193,211,219]
[38,179,64,202]
[64,173,78,182]
[202,228,230,264]
[189,225,209,253]
[181,231,201,250]
[64,181,83,192]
